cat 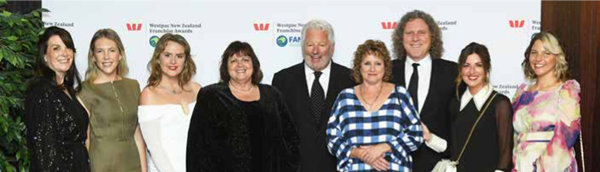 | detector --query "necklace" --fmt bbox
[359,84,384,109]
[159,85,182,95]
[229,83,254,93]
